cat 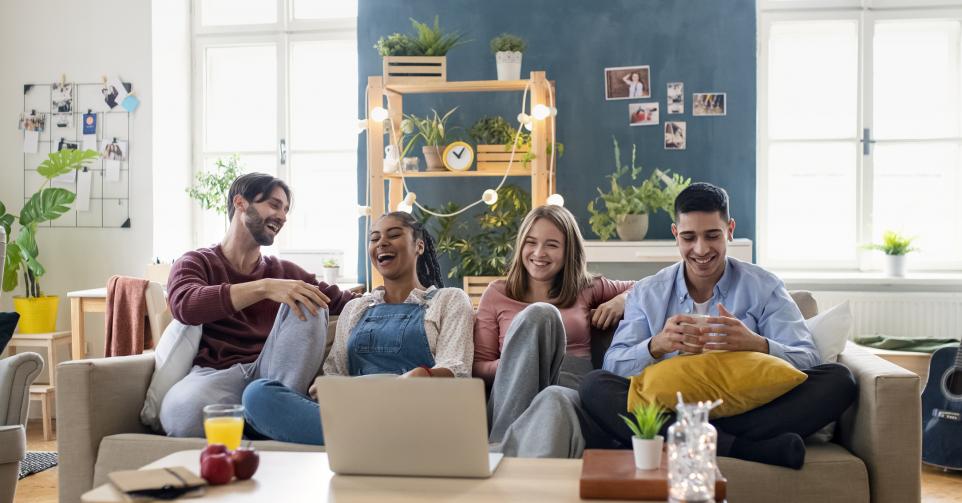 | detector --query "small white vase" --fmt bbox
[322,267,339,285]
[496,51,522,81]
[632,435,664,470]
[885,254,907,277]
